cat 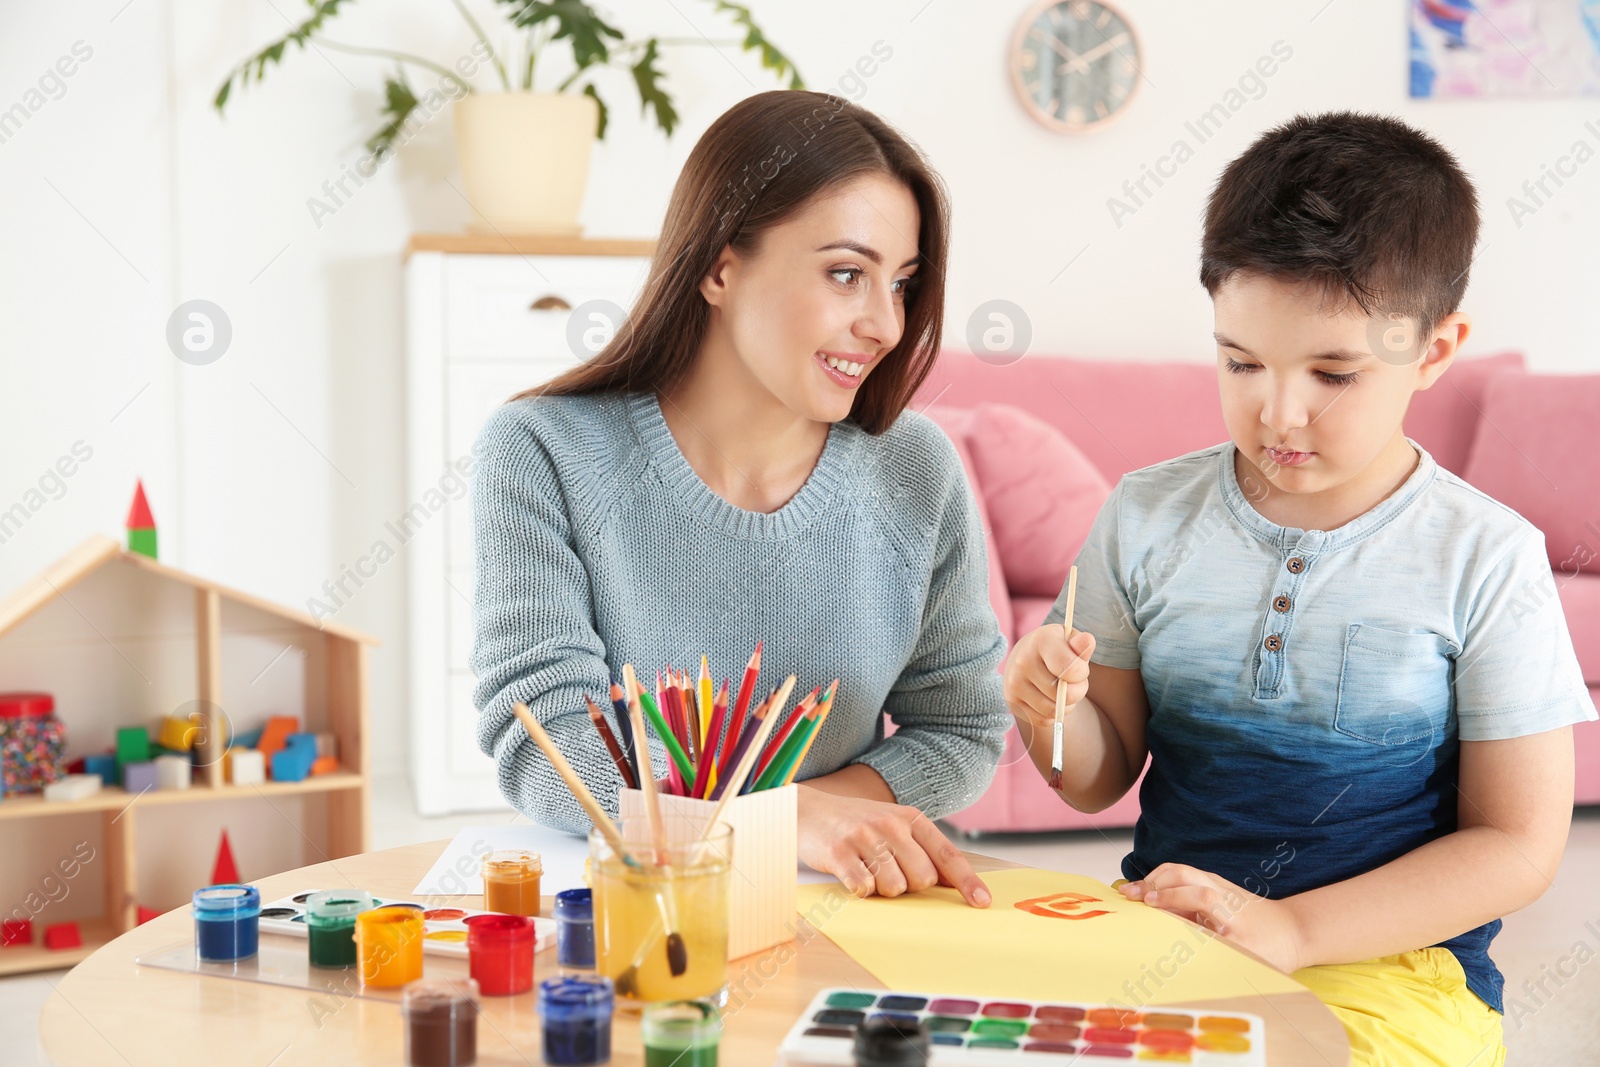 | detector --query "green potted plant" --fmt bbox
[216,0,804,233]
